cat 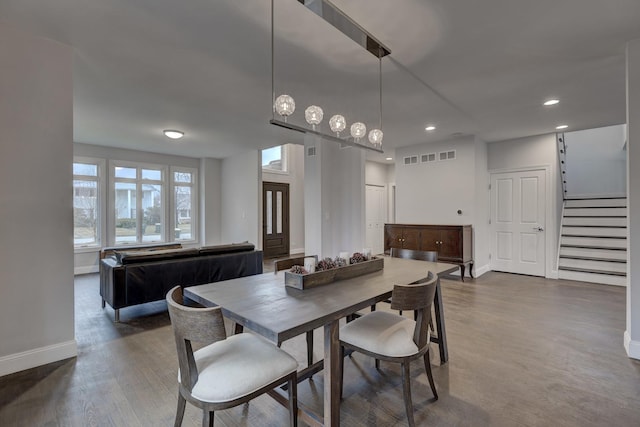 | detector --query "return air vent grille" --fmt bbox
[421,153,436,163]
[403,156,418,165]
[307,146,316,156]
[439,150,456,161]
